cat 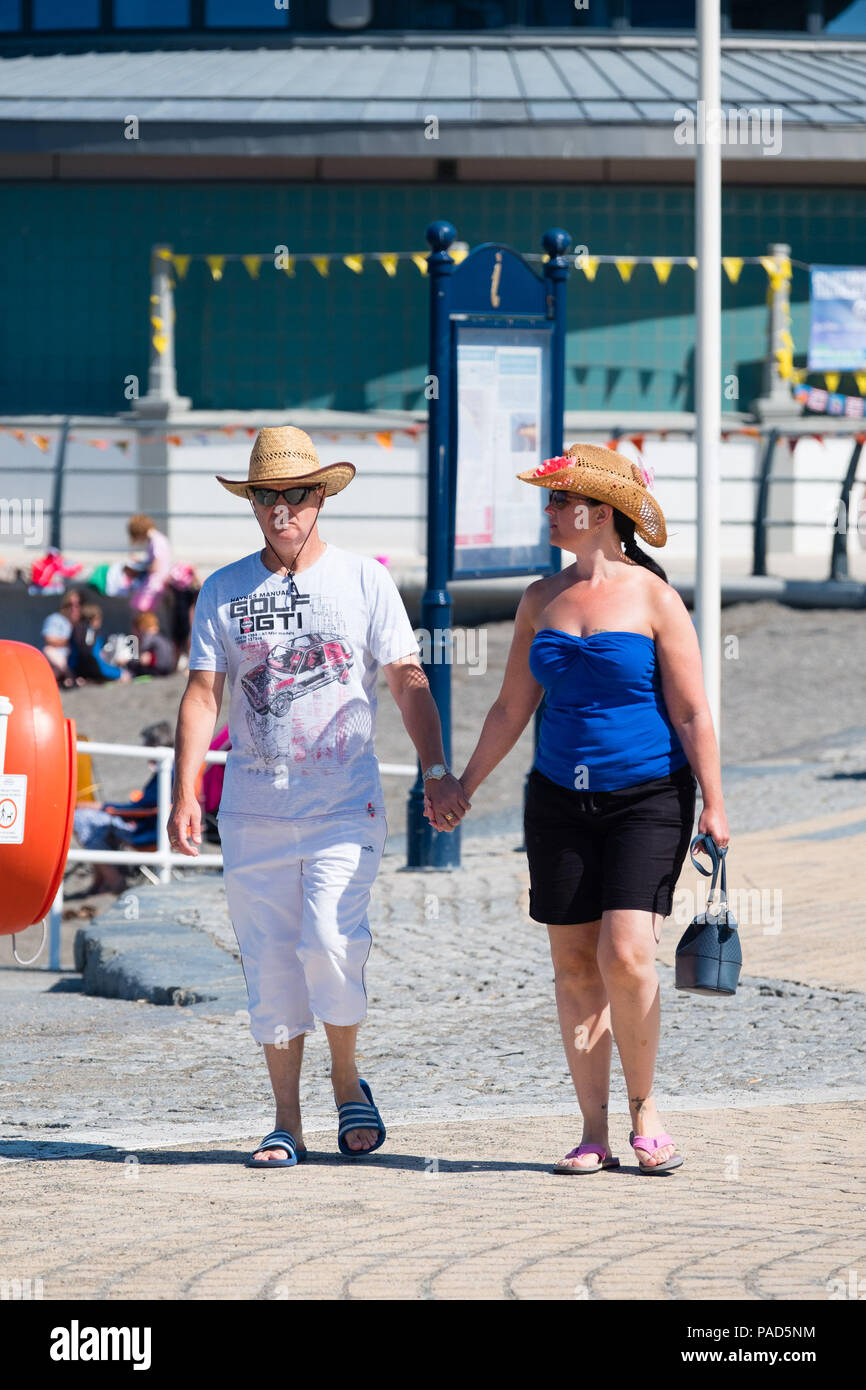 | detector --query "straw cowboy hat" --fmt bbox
[517,441,667,547]
[216,426,355,499]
